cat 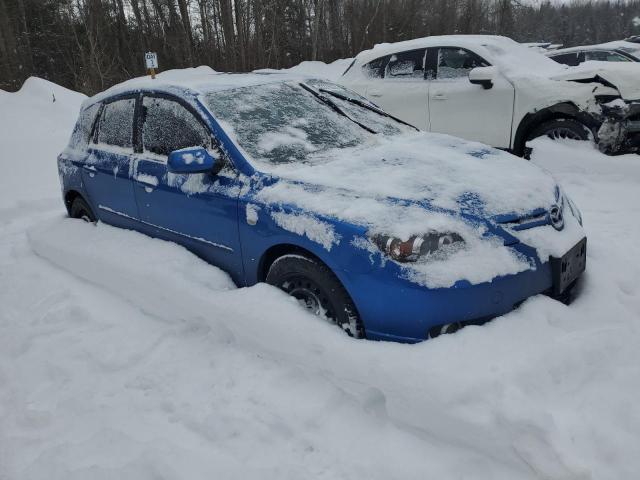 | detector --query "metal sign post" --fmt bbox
[145,52,158,79]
